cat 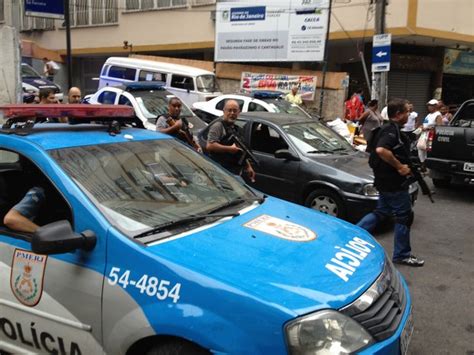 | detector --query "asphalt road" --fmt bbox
[372,182,474,354]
